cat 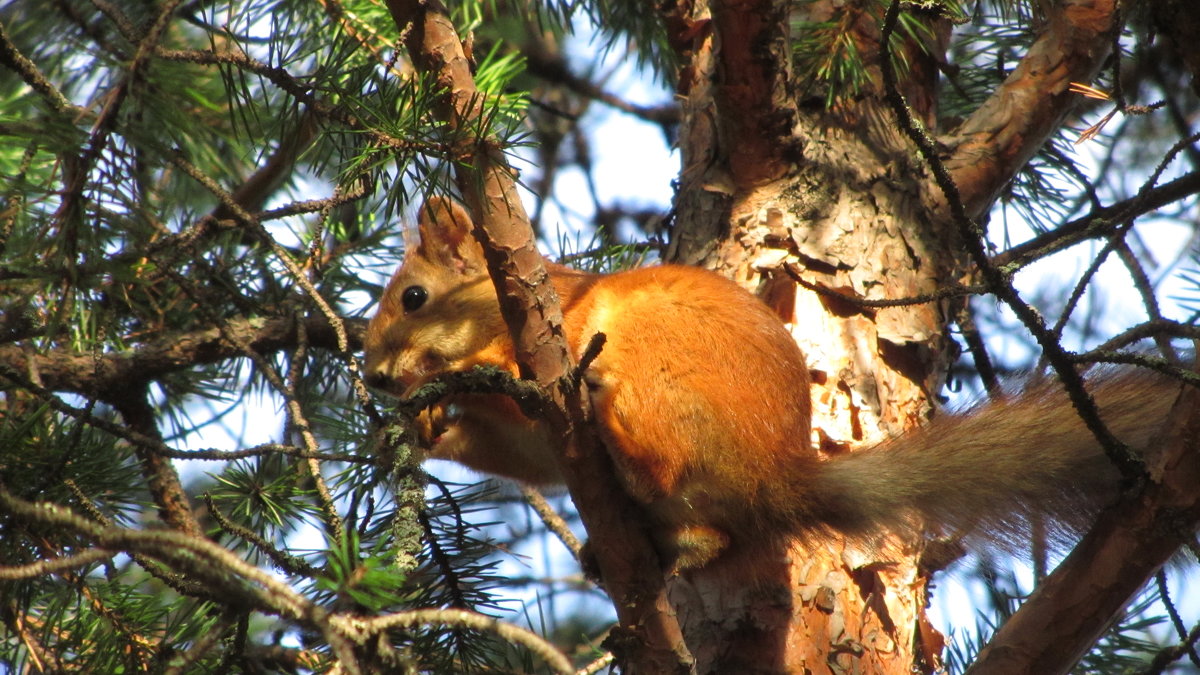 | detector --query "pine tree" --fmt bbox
[1,1,1199,673]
